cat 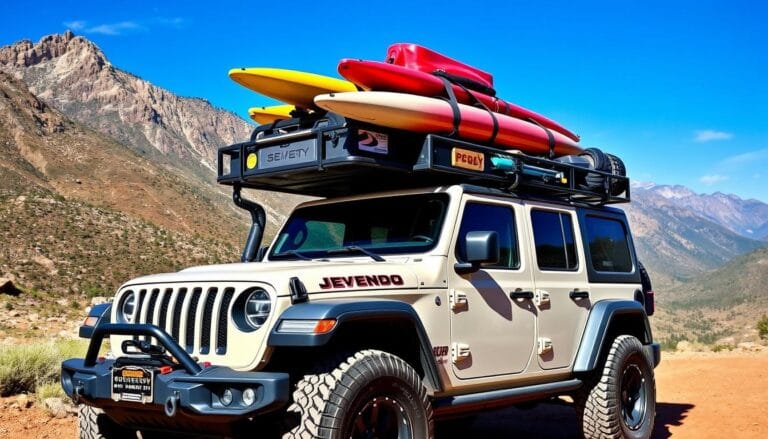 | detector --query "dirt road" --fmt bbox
[2,352,766,438]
